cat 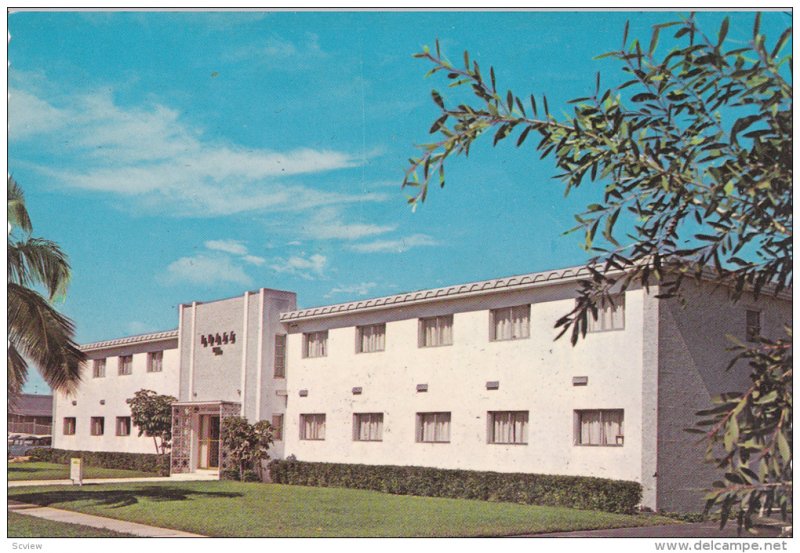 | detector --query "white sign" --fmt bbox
[70,457,83,485]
